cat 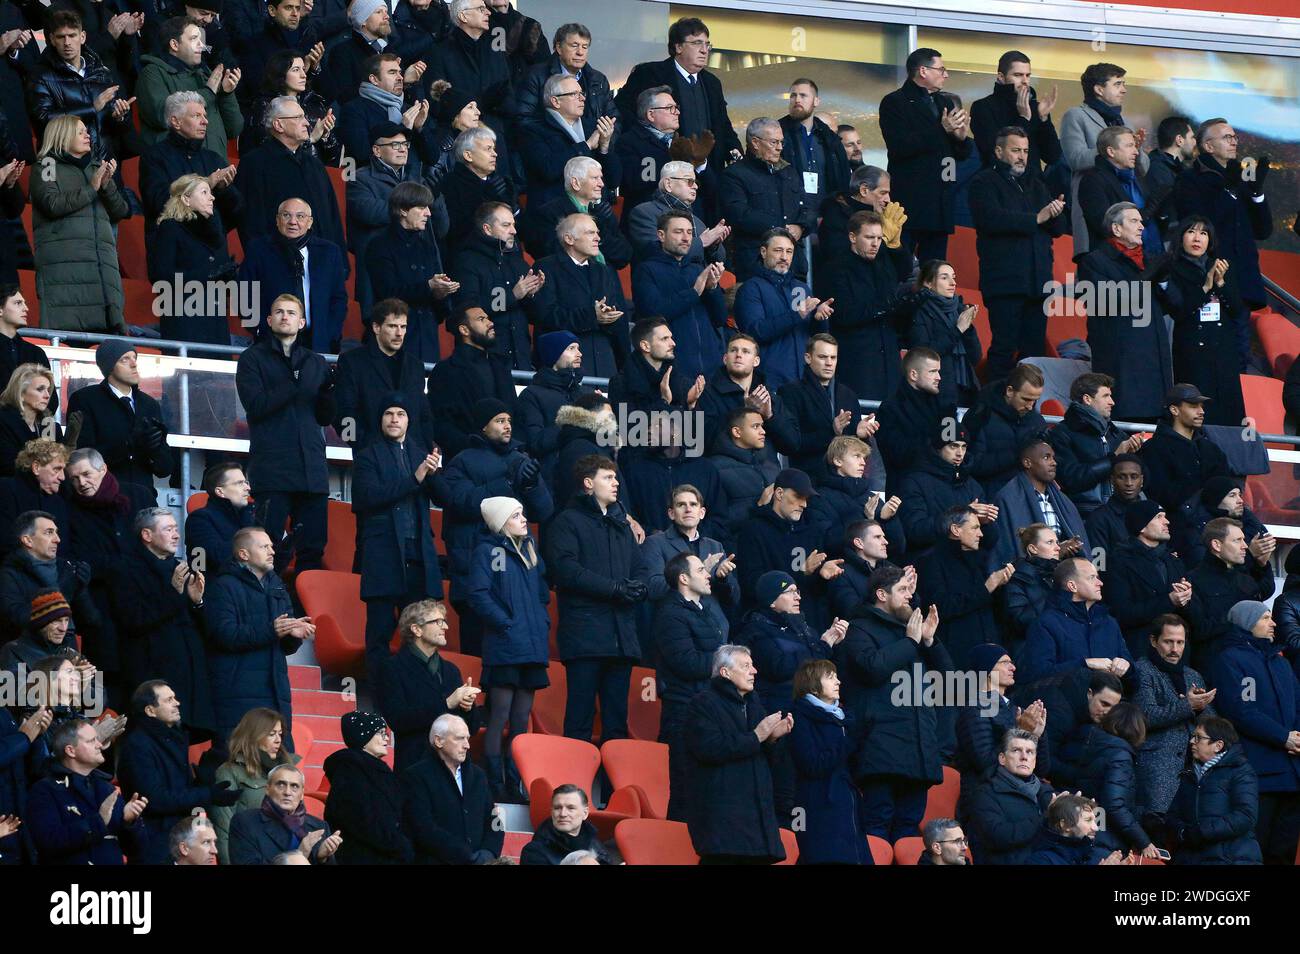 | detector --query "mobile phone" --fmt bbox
[1154,848,1171,861]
